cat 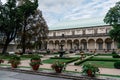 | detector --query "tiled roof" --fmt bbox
[49,17,108,30]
